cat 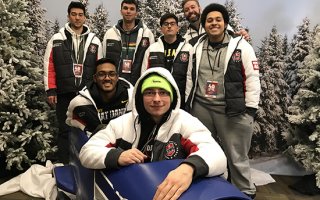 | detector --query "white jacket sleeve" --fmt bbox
[179,112,227,177]
[241,41,261,109]
[141,47,151,75]
[79,121,118,169]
